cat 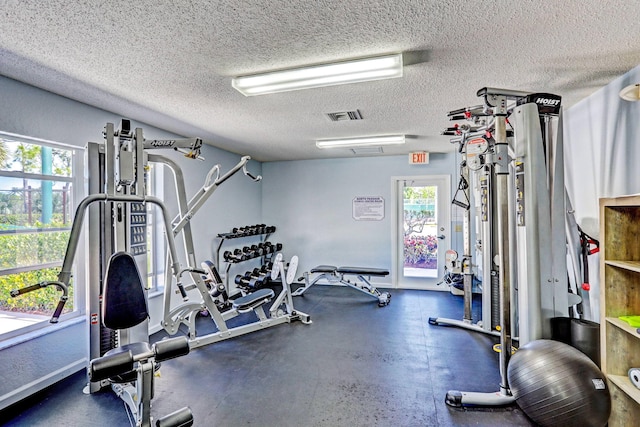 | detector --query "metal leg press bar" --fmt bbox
[293,265,391,307]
